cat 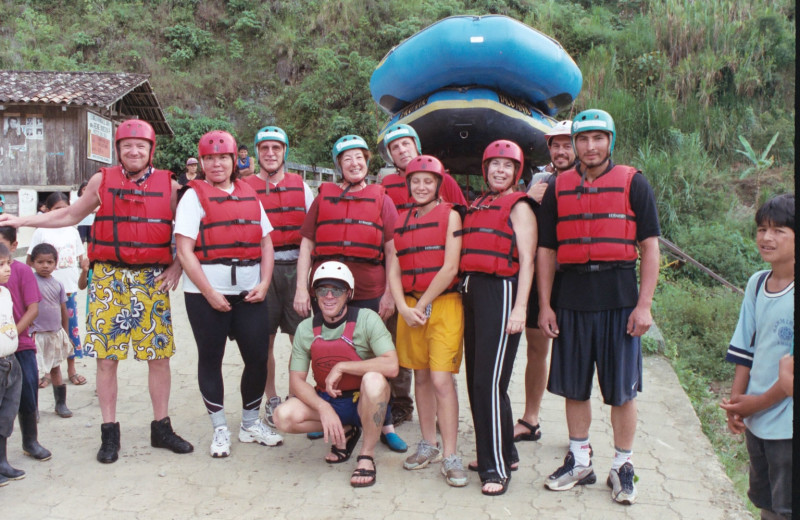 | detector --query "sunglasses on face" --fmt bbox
[314,287,347,298]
